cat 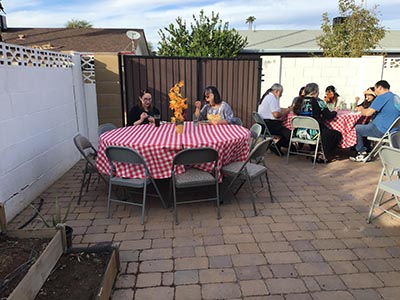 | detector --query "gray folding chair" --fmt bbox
[171,147,220,225]
[249,123,262,151]
[105,146,166,224]
[367,146,400,223]
[253,111,282,156]
[221,139,274,216]
[232,117,243,126]
[73,134,108,204]
[286,116,324,168]
[98,123,117,136]
[364,116,400,162]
